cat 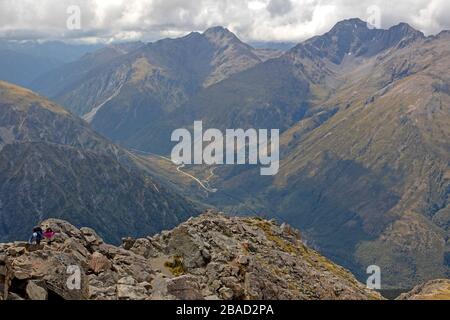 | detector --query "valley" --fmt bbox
[0,18,449,290]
